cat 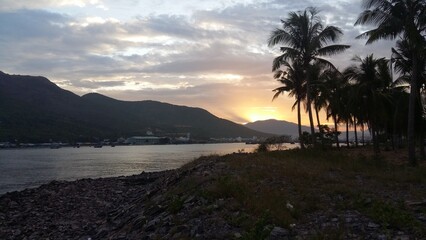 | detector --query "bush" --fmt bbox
[256,135,292,152]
